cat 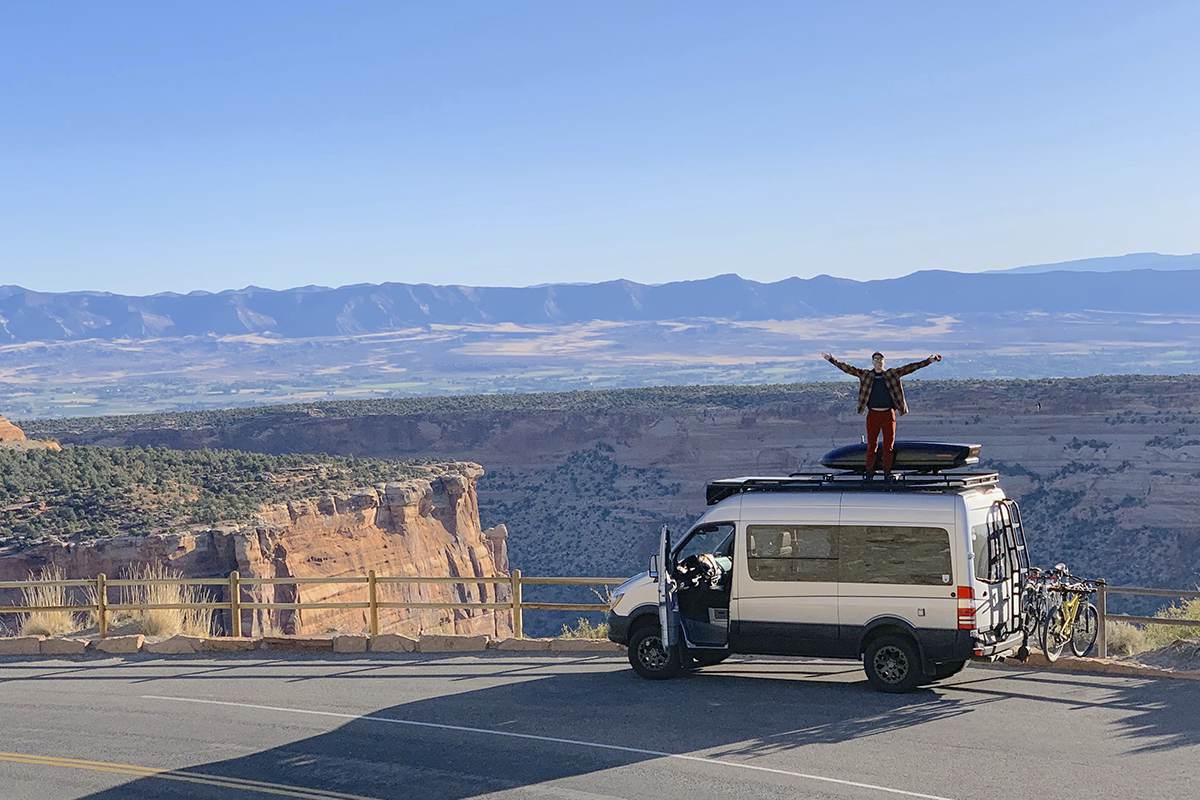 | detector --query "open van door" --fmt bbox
[628,524,684,680]
[657,524,677,652]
